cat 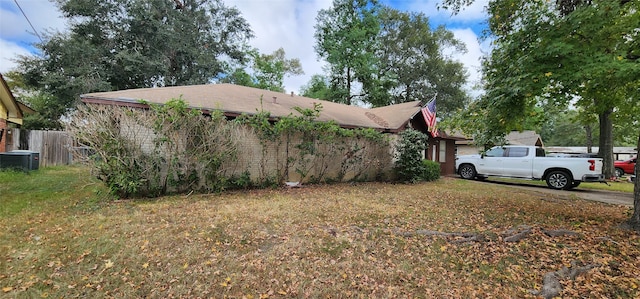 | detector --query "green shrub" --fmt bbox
[422,160,441,181]
[394,129,428,183]
[228,171,253,190]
